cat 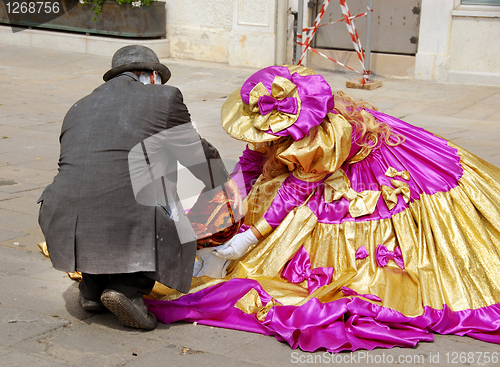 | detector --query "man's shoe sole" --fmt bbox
[79,294,108,313]
[100,290,157,330]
